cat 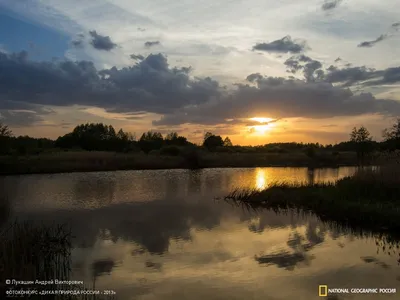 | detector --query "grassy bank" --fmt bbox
[222,156,400,235]
[0,150,361,175]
